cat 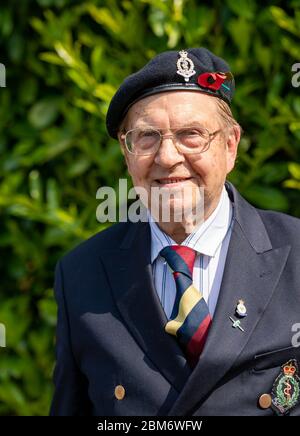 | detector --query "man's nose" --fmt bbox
[153,136,185,167]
